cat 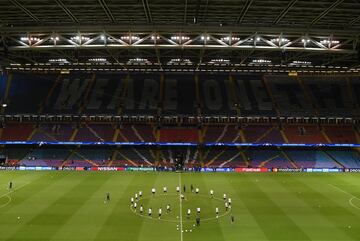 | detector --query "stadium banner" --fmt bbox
[200,167,235,172]
[273,168,303,172]
[18,166,56,171]
[62,166,76,171]
[200,167,234,172]
[235,167,268,172]
[126,167,155,171]
[215,167,234,172]
[345,168,360,172]
[305,168,343,173]
[0,166,18,170]
[1,141,360,148]
[91,167,125,171]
